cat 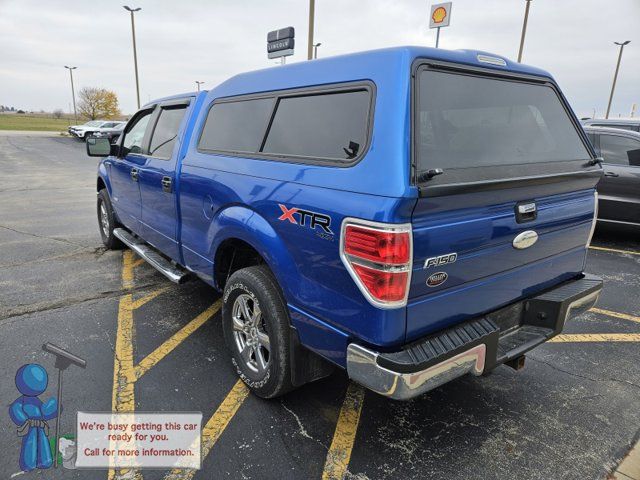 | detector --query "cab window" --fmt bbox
[122,111,153,154]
